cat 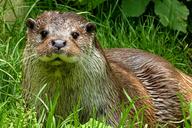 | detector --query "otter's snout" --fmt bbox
[51,39,66,50]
